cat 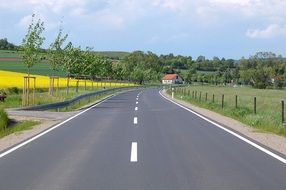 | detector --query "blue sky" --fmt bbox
[0,0,286,59]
